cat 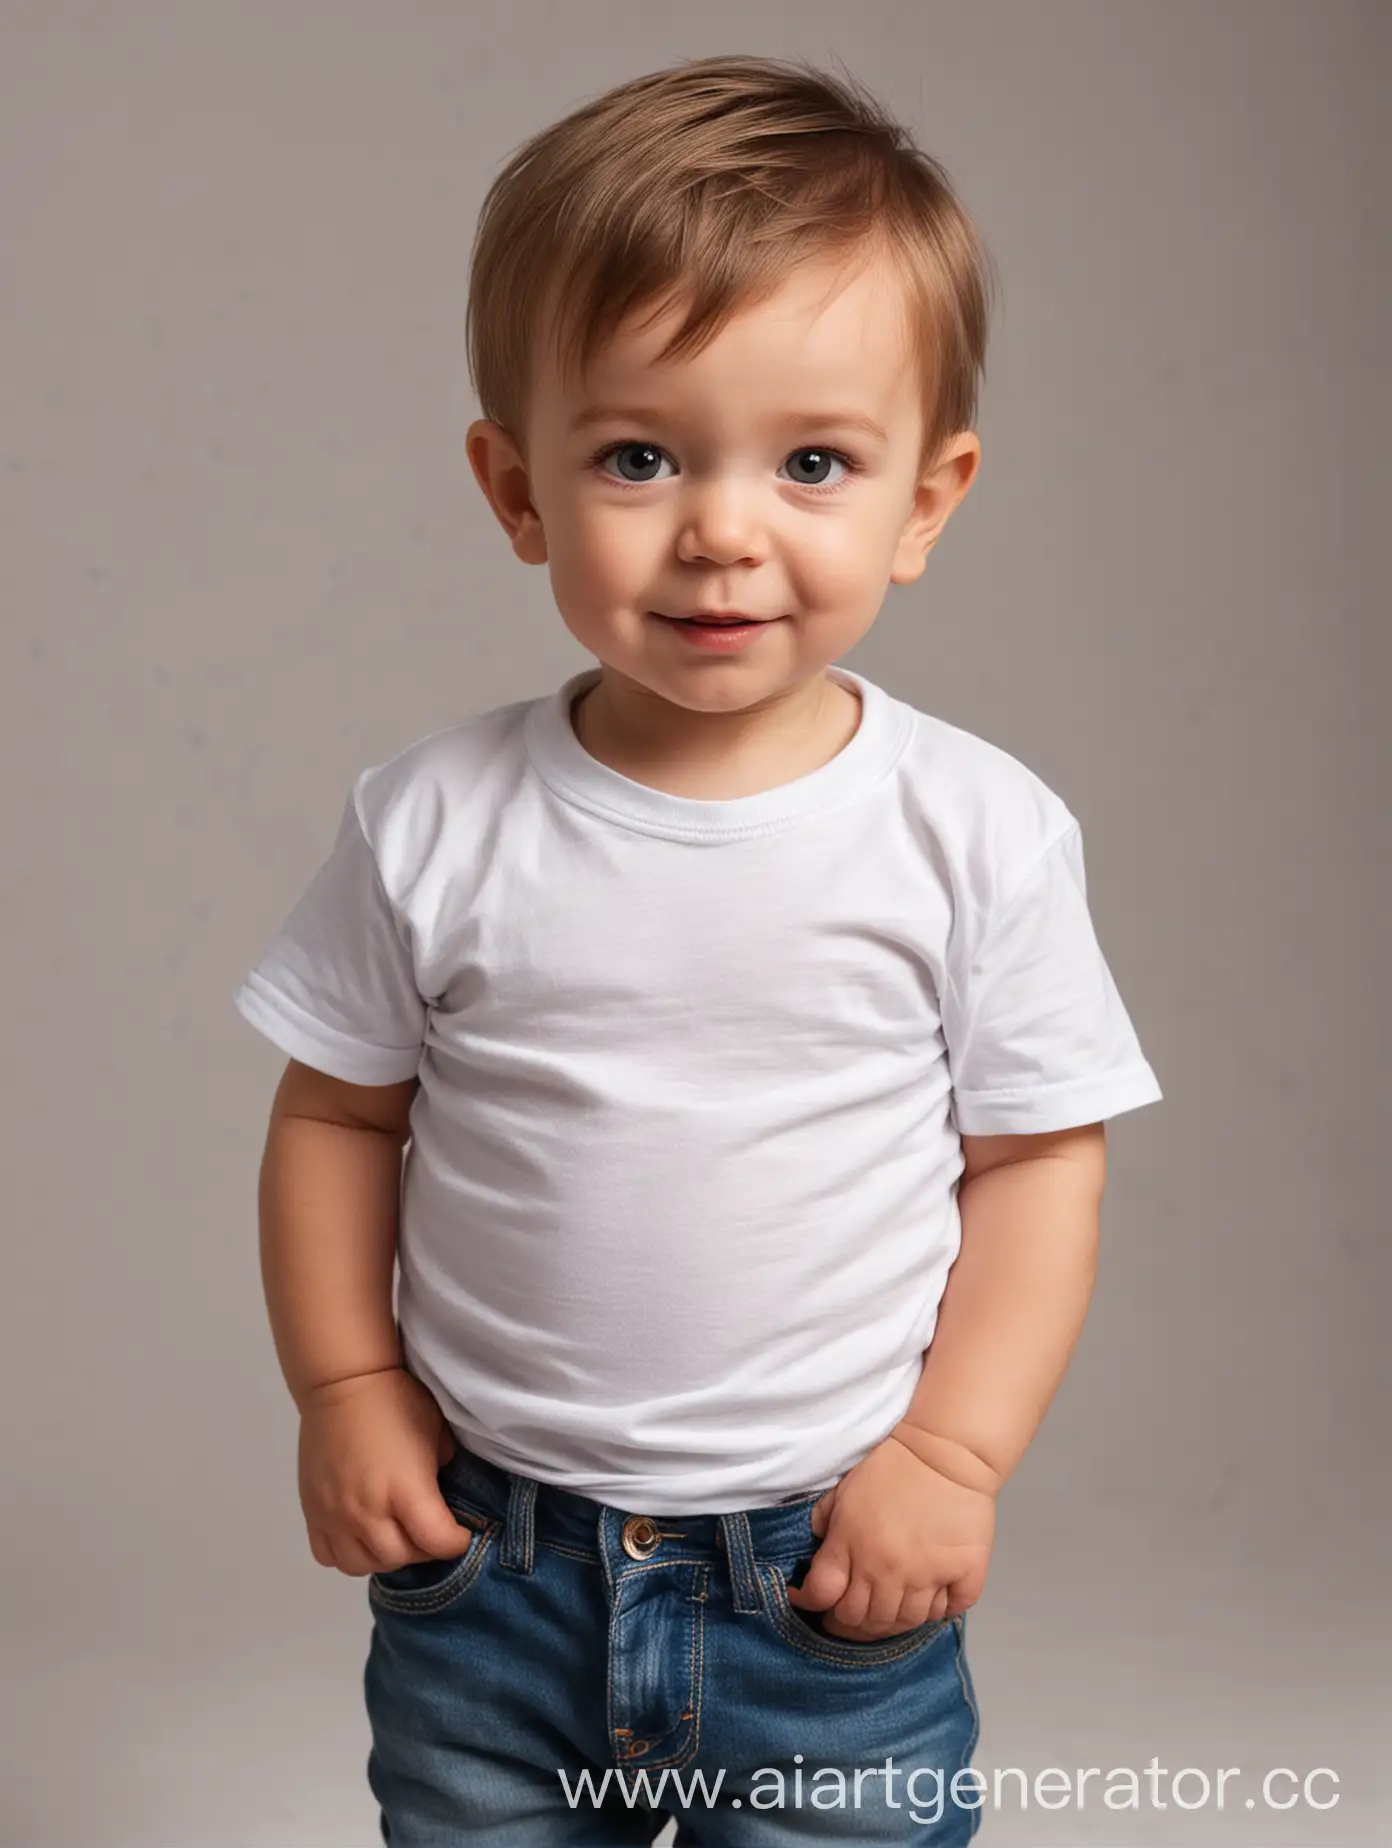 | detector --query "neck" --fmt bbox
[571,670,862,800]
